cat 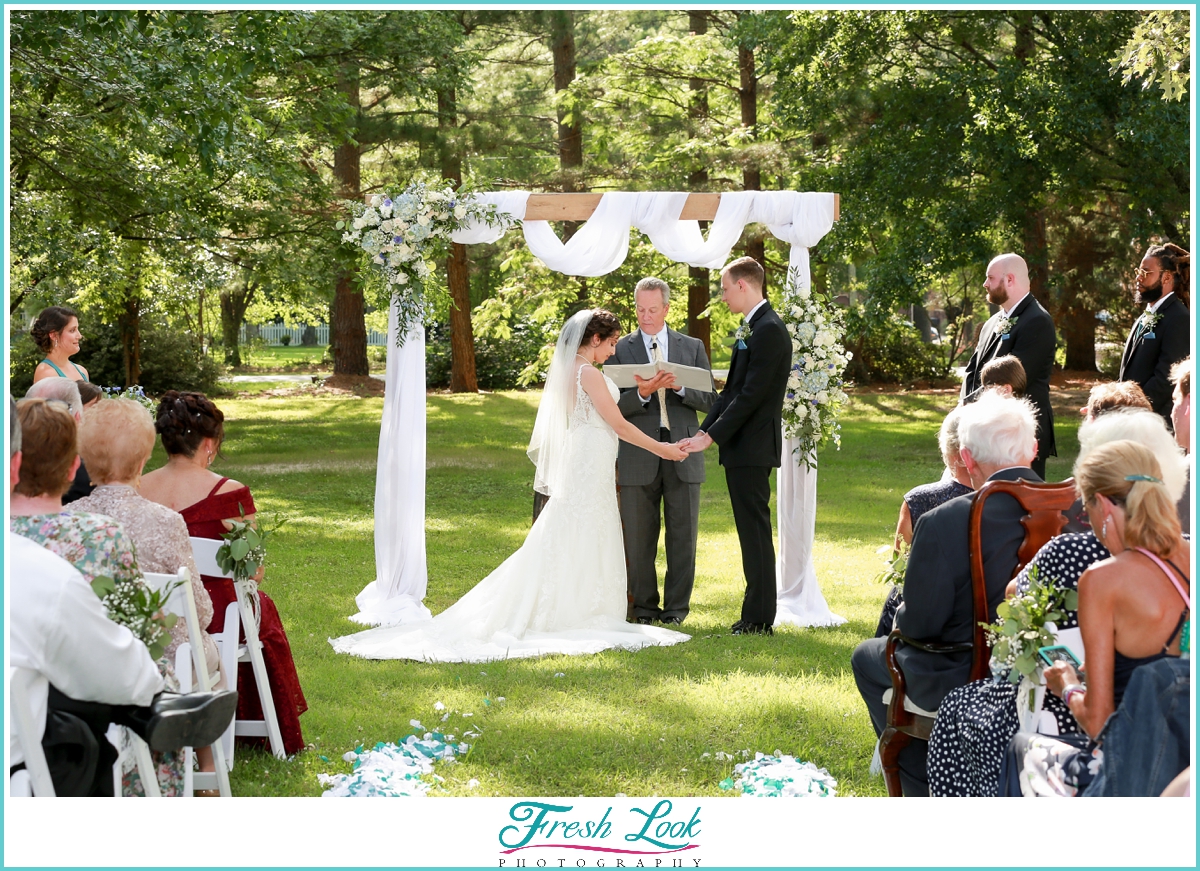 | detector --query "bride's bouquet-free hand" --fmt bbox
[338,181,516,344]
[779,268,851,470]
